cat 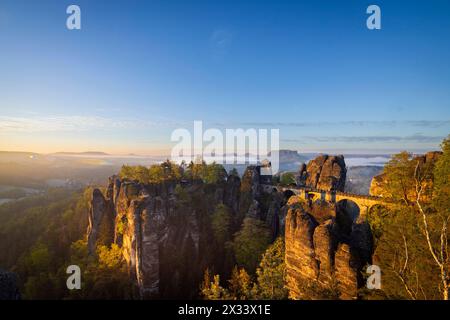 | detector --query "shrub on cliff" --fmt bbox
[119,160,182,183]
